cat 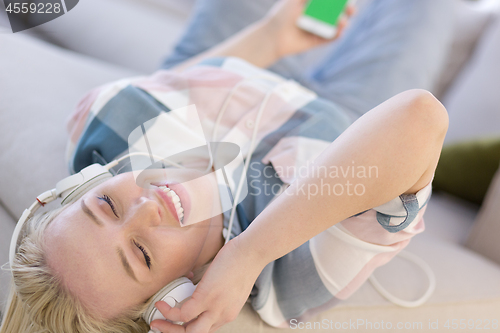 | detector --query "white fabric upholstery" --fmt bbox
[434,0,500,99]
[443,7,500,143]
[23,0,193,73]
[423,193,477,245]
[467,167,500,264]
[0,29,138,218]
[217,233,500,332]
[0,206,15,313]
